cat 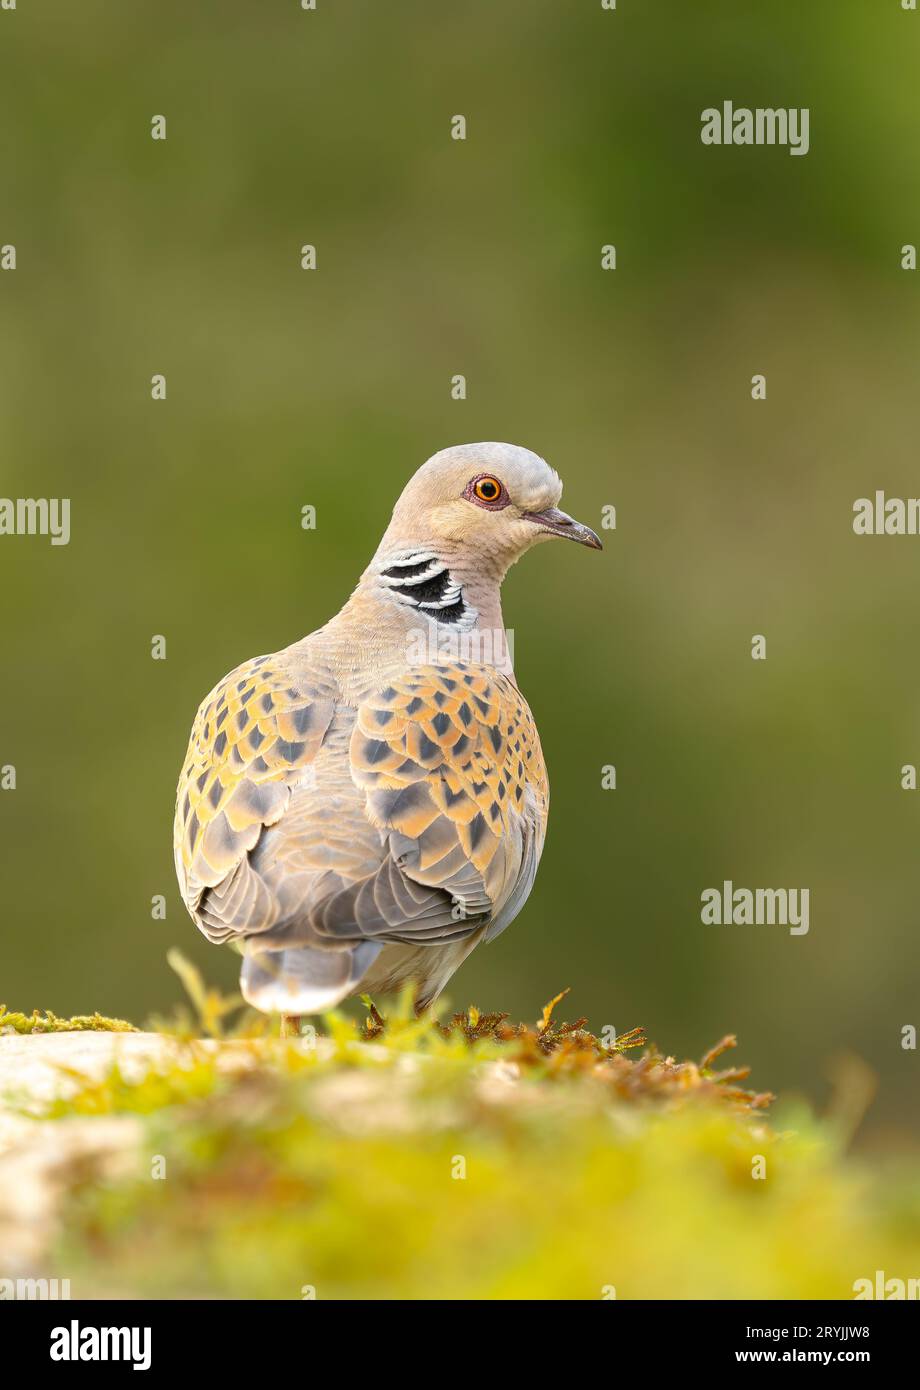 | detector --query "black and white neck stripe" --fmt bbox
[379,551,471,626]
